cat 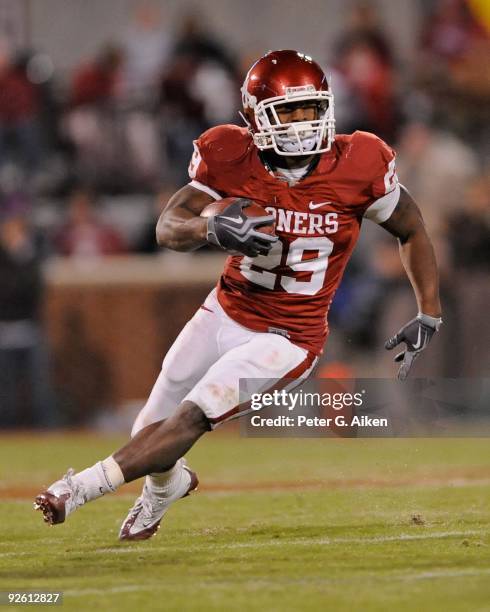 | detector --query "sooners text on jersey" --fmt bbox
[188,125,398,355]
